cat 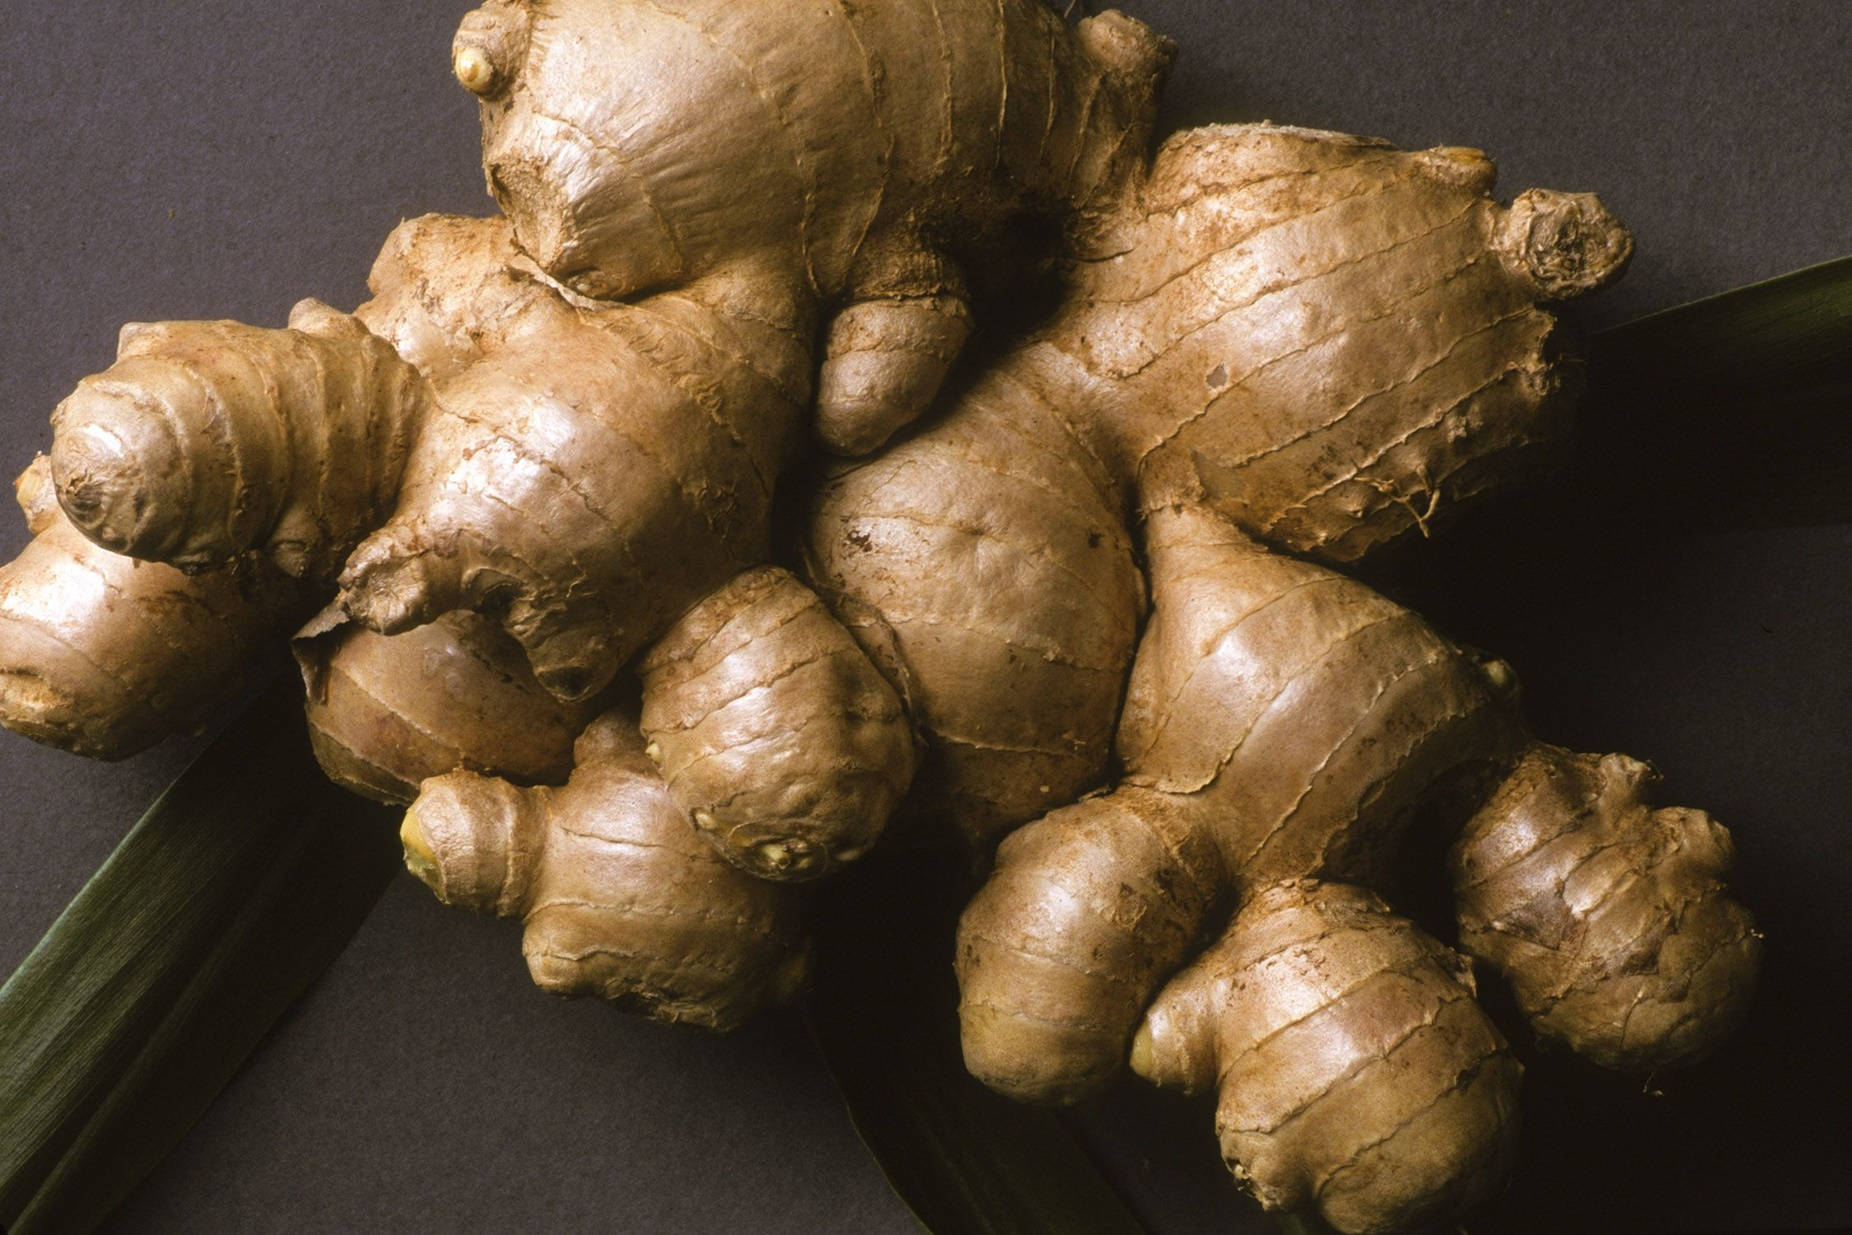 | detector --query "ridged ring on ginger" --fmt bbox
[50,384,192,563]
